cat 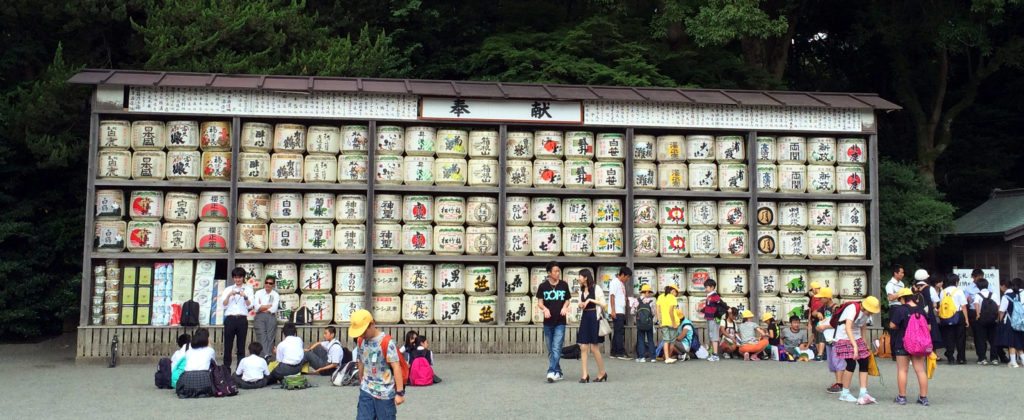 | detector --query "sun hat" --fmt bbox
[640,284,652,293]
[914,269,929,281]
[814,287,833,299]
[742,309,754,319]
[862,296,881,313]
[896,288,914,299]
[666,284,680,293]
[348,309,373,338]
[809,281,822,290]
[761,312,774,322]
